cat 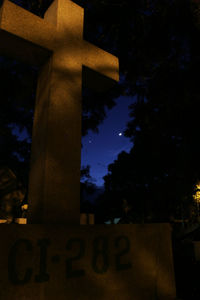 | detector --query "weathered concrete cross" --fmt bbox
[0,0,119,224]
